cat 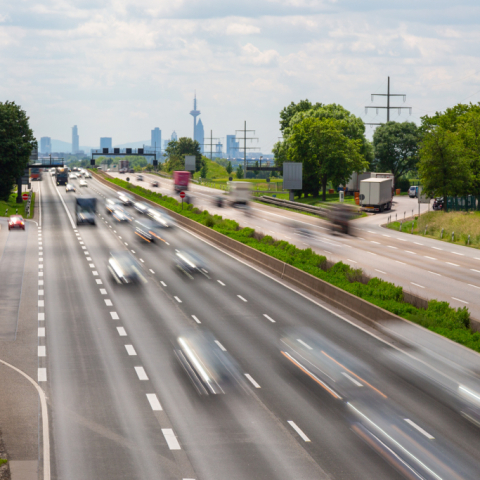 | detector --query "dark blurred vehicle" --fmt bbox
[108,250,146,284]
[119,168,127,174]
[151,180,159,187]
[433,197,444,211]
[8,215,25,231]
[66,183,76,193]
[117,191,134,206]
[76,197,96,225]
[327,204,358,235]
[174,250,209,278]
[212,196,224,207]
[133,218,165,243]
[175,330,245,395]
[147,208,176,228]
[133,201,149,214]
[112,205,133,223]
[129,169,135,173]
[106,197,123,214]
[136,175,144,181]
